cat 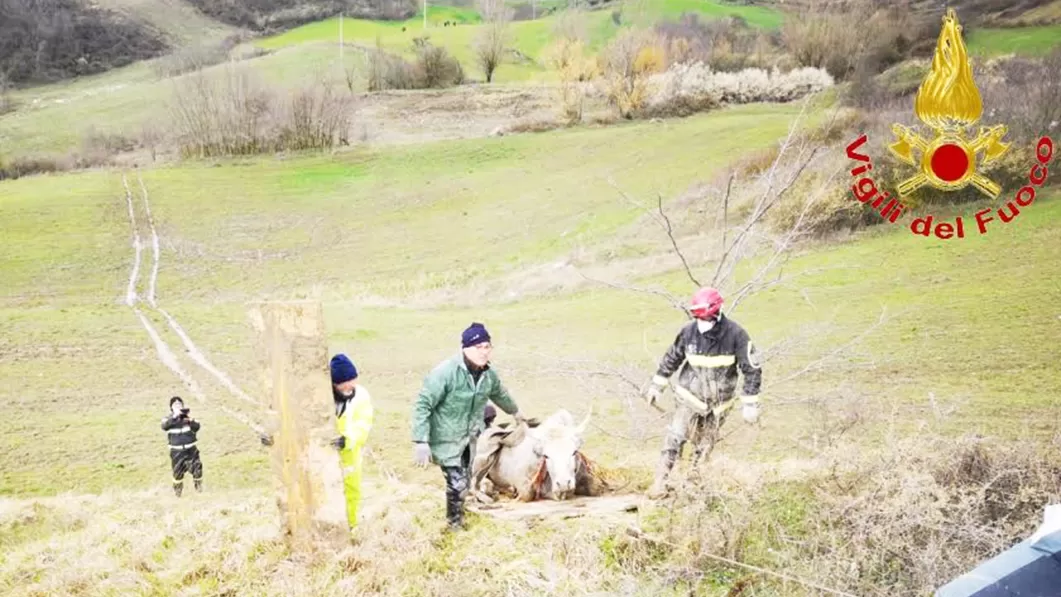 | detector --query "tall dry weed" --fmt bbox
[598,28,666,119]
